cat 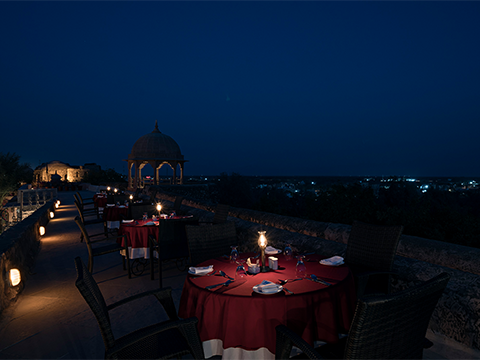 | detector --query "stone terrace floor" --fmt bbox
[0,190,479,359]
